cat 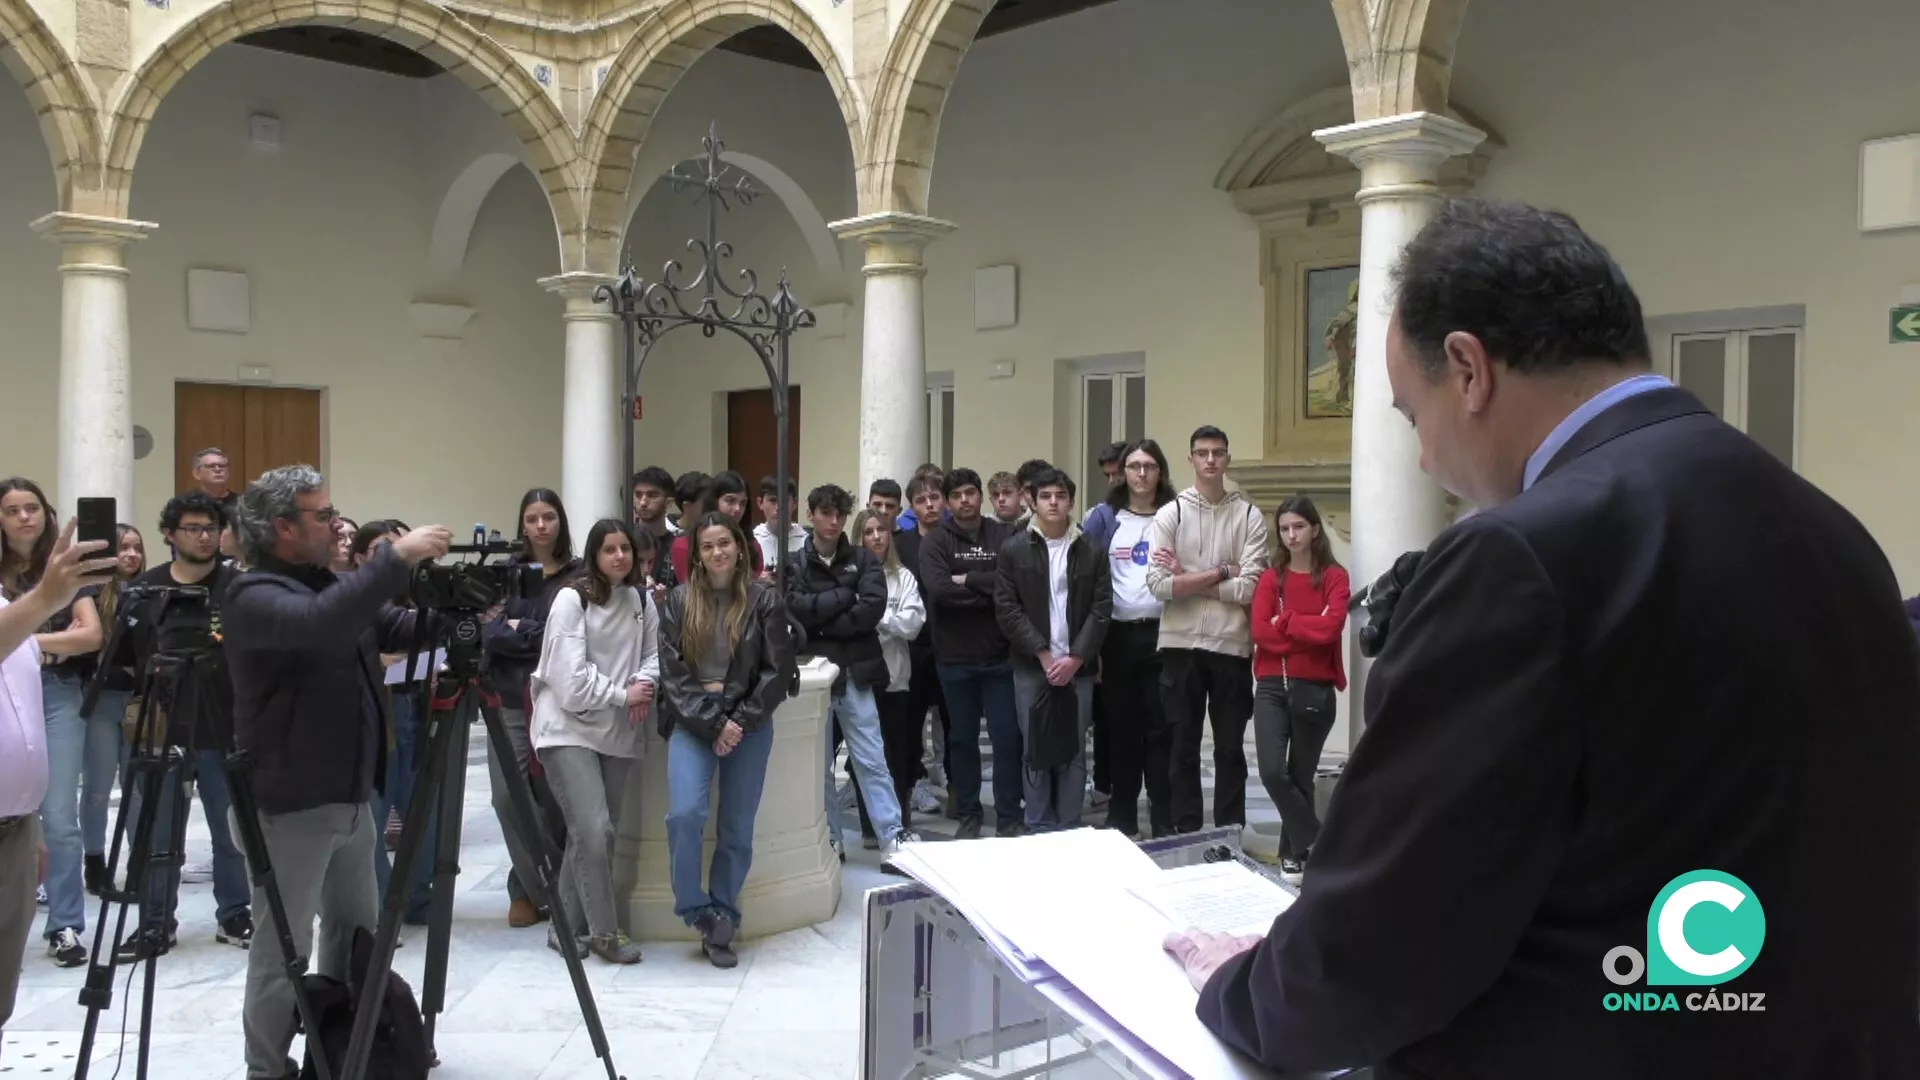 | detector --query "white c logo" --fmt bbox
[1656,879,1747,978]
